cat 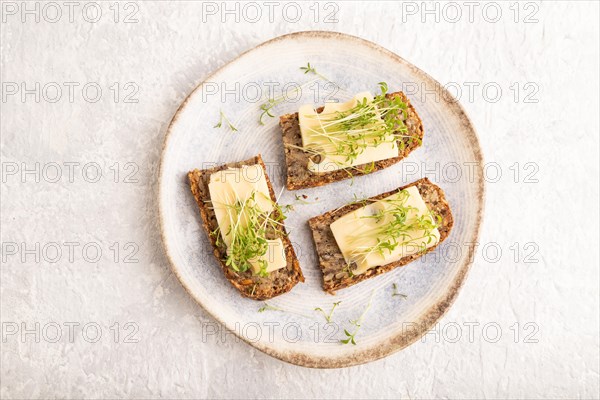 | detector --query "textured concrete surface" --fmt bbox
[1,1,599,399]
